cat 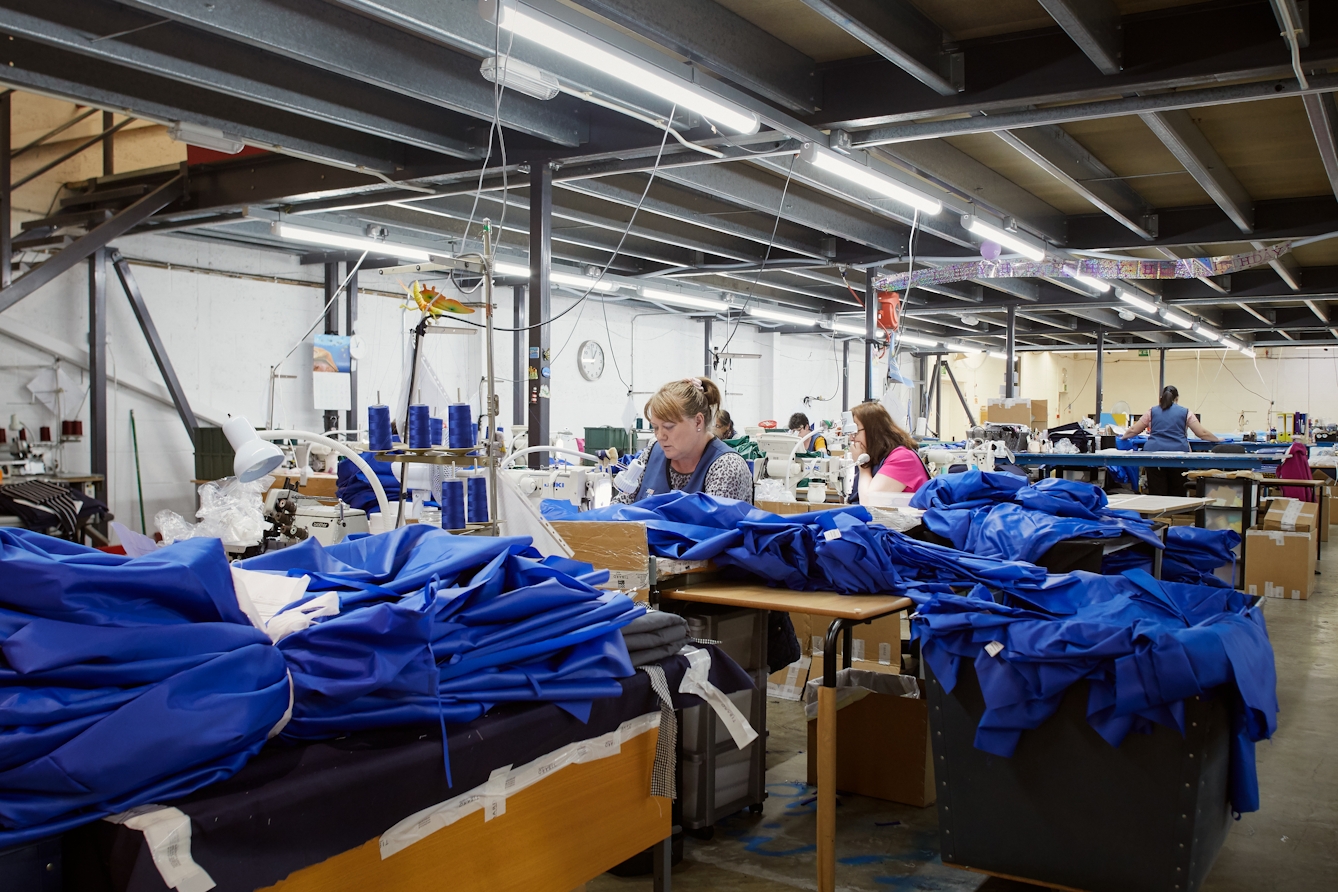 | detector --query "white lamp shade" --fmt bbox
[223,416,286,483]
